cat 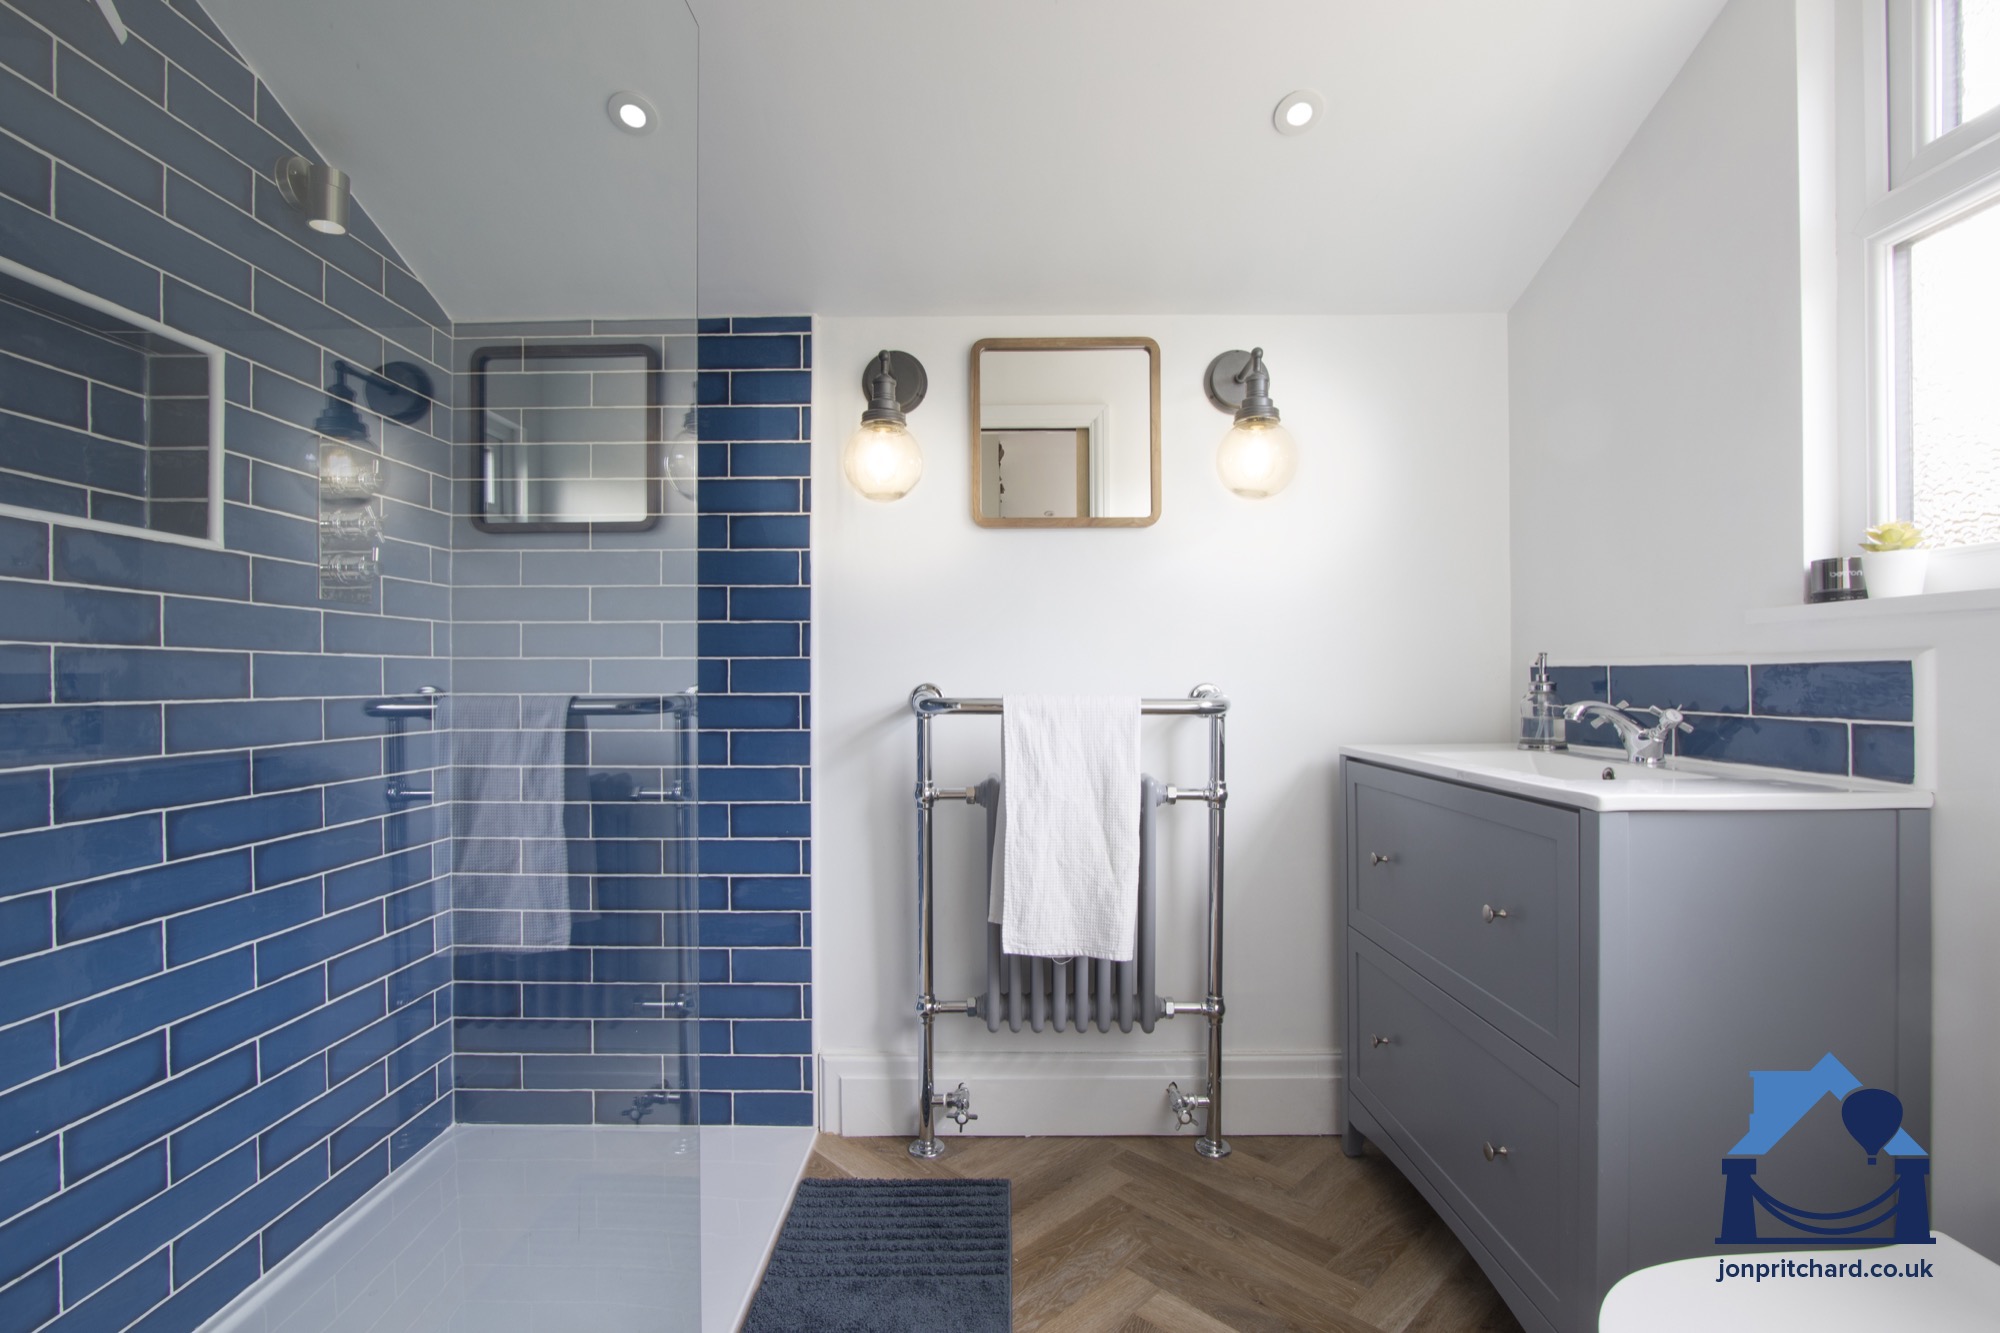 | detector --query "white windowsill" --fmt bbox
[1748,586,2000,623]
